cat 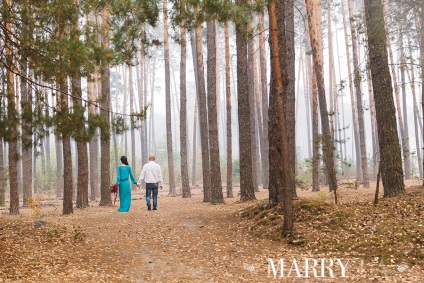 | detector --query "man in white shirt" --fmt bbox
[138,154,163,211]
